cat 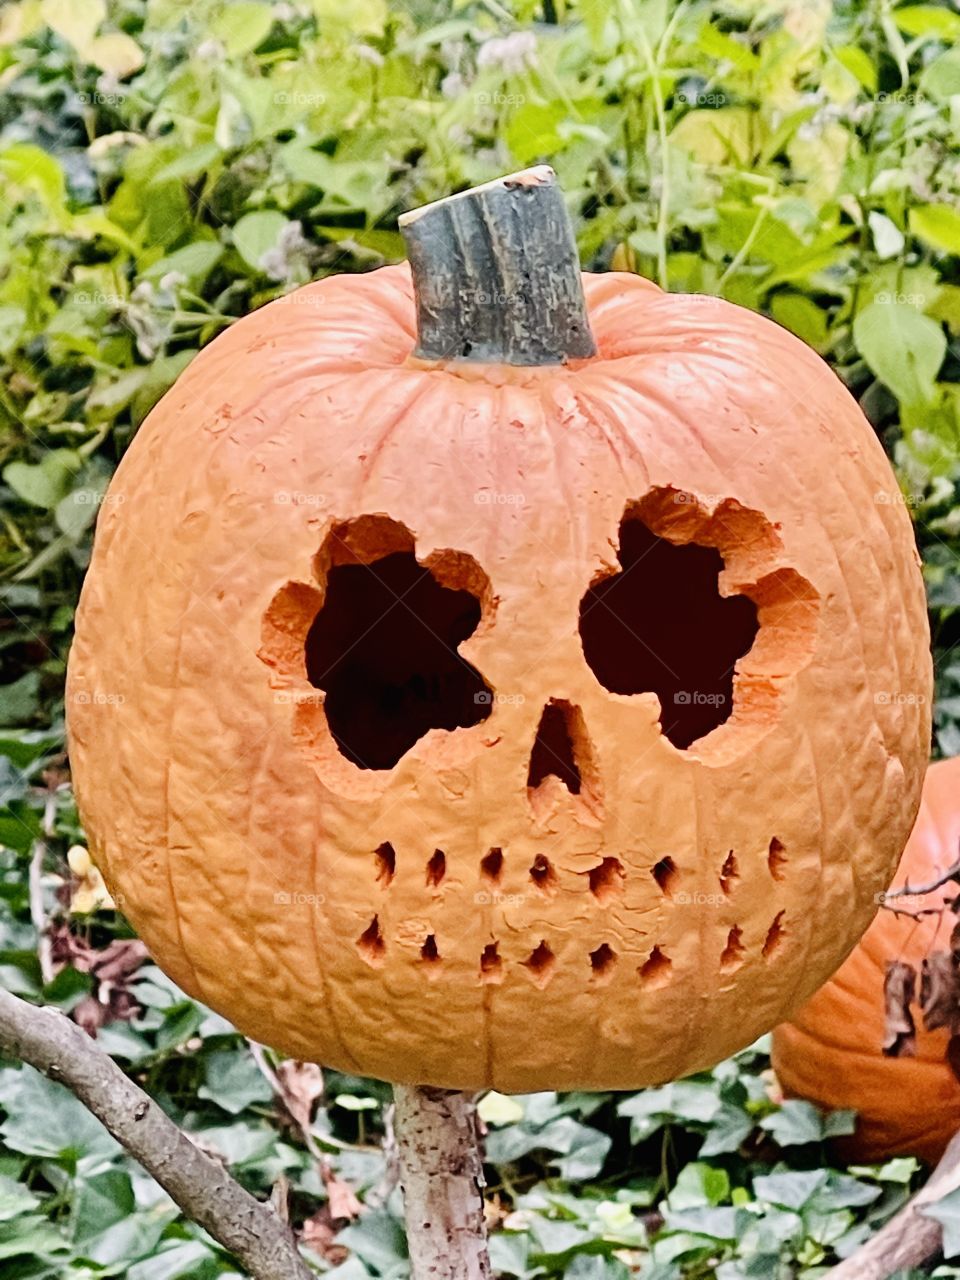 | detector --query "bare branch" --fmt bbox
[0,988,315,1280]
[880,851,960,904]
